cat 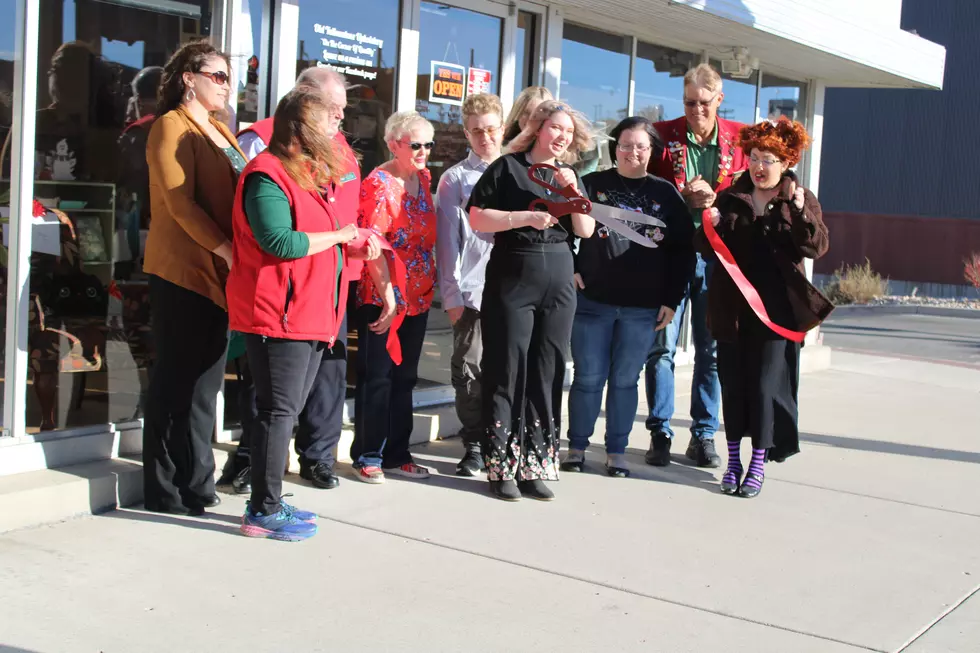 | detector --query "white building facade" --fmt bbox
[0,0,944,476]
